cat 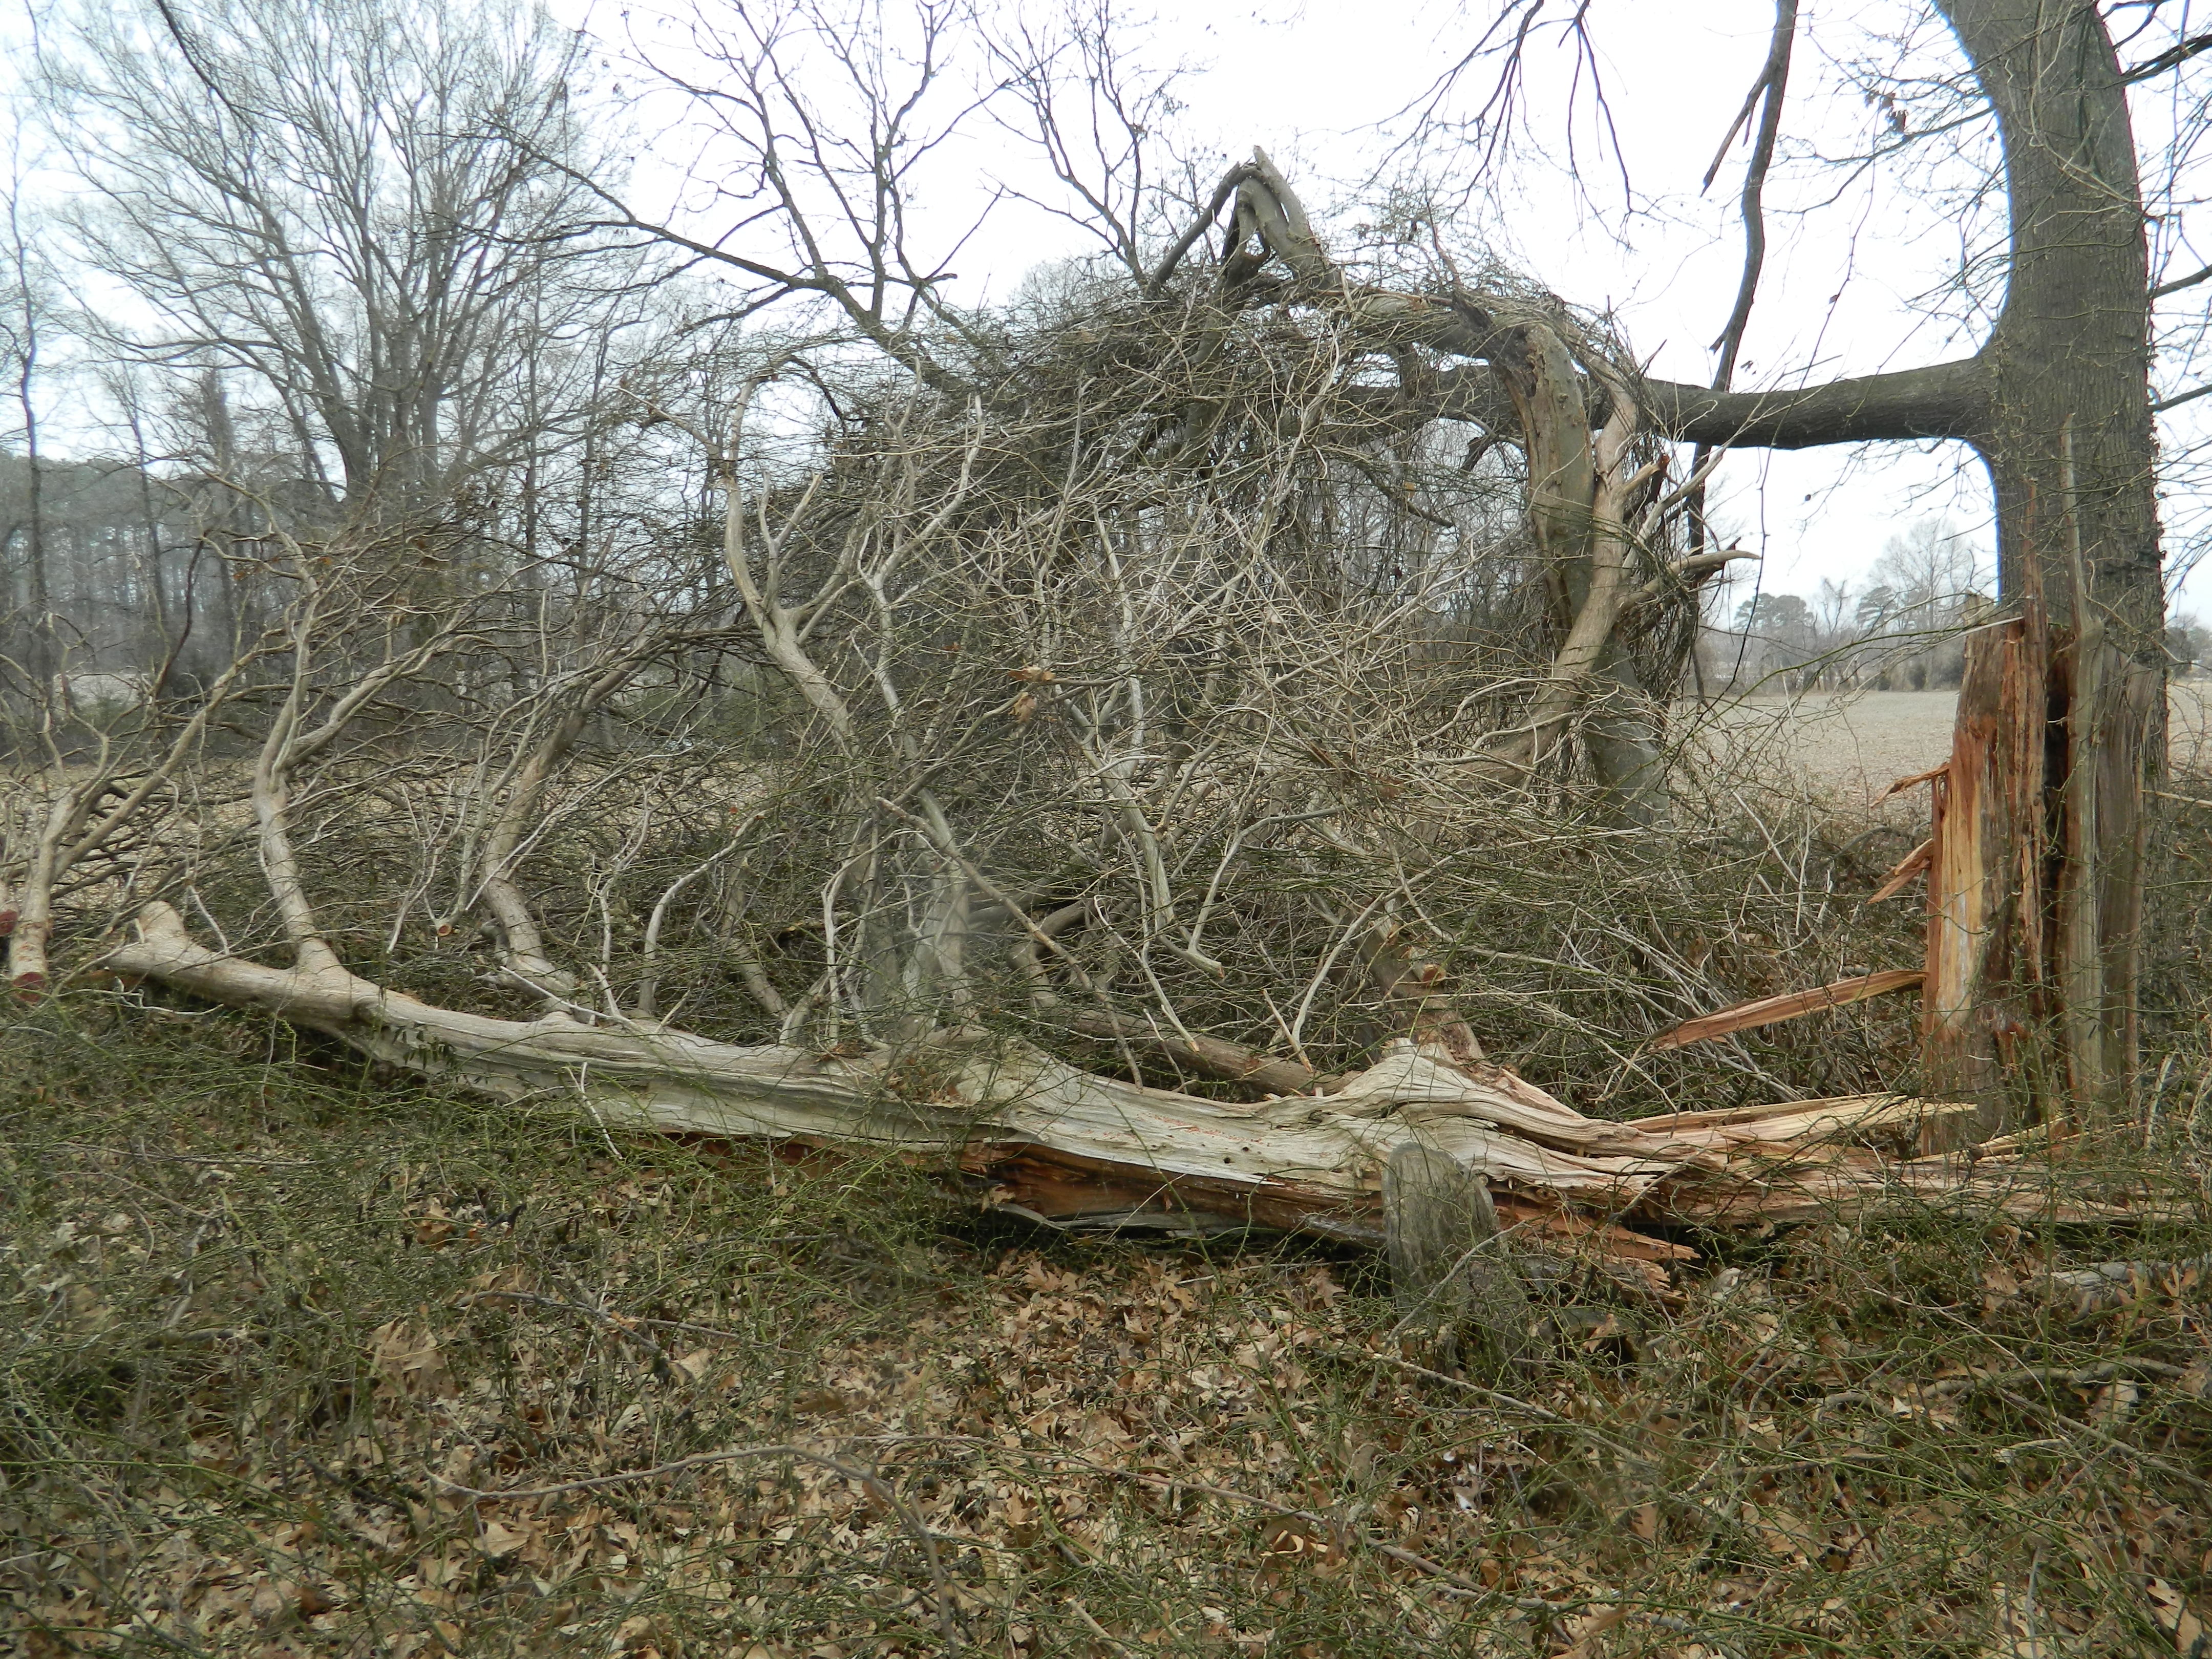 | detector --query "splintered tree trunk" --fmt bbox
[1899,0,2166,1132]
[1925,612,2163,1140]
[1642,3,2166,1128]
